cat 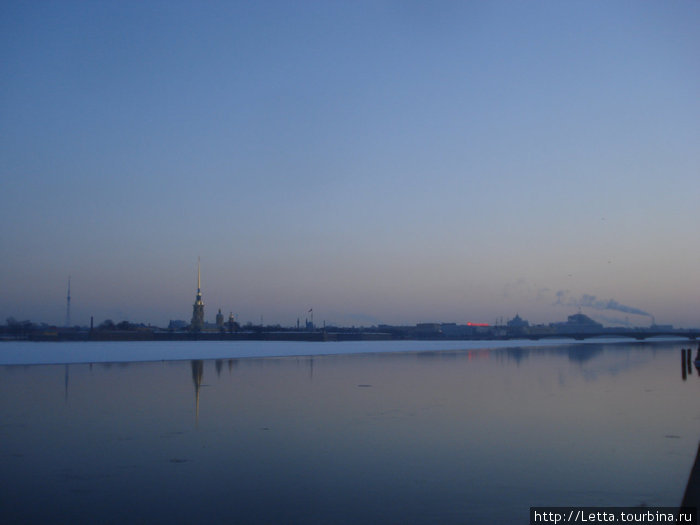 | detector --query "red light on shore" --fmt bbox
[467,322,490,327]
